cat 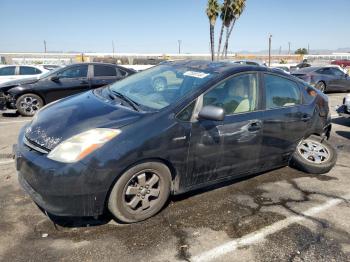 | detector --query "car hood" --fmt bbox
[24,91,142,150]
[0,77,39,92]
